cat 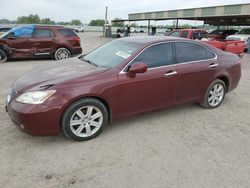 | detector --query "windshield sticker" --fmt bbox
[115,51,131,59]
